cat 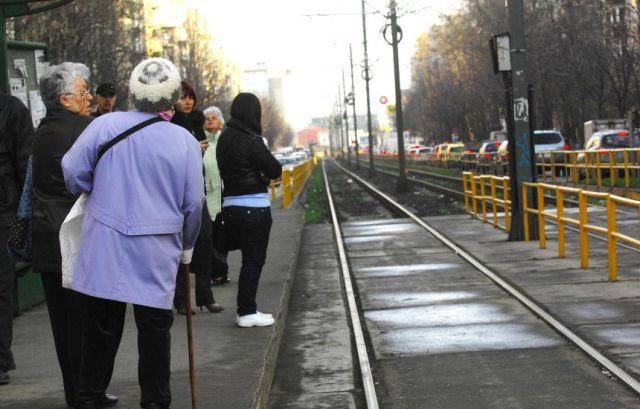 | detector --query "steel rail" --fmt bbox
[322,161,380,409]
[330,158,640,395]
